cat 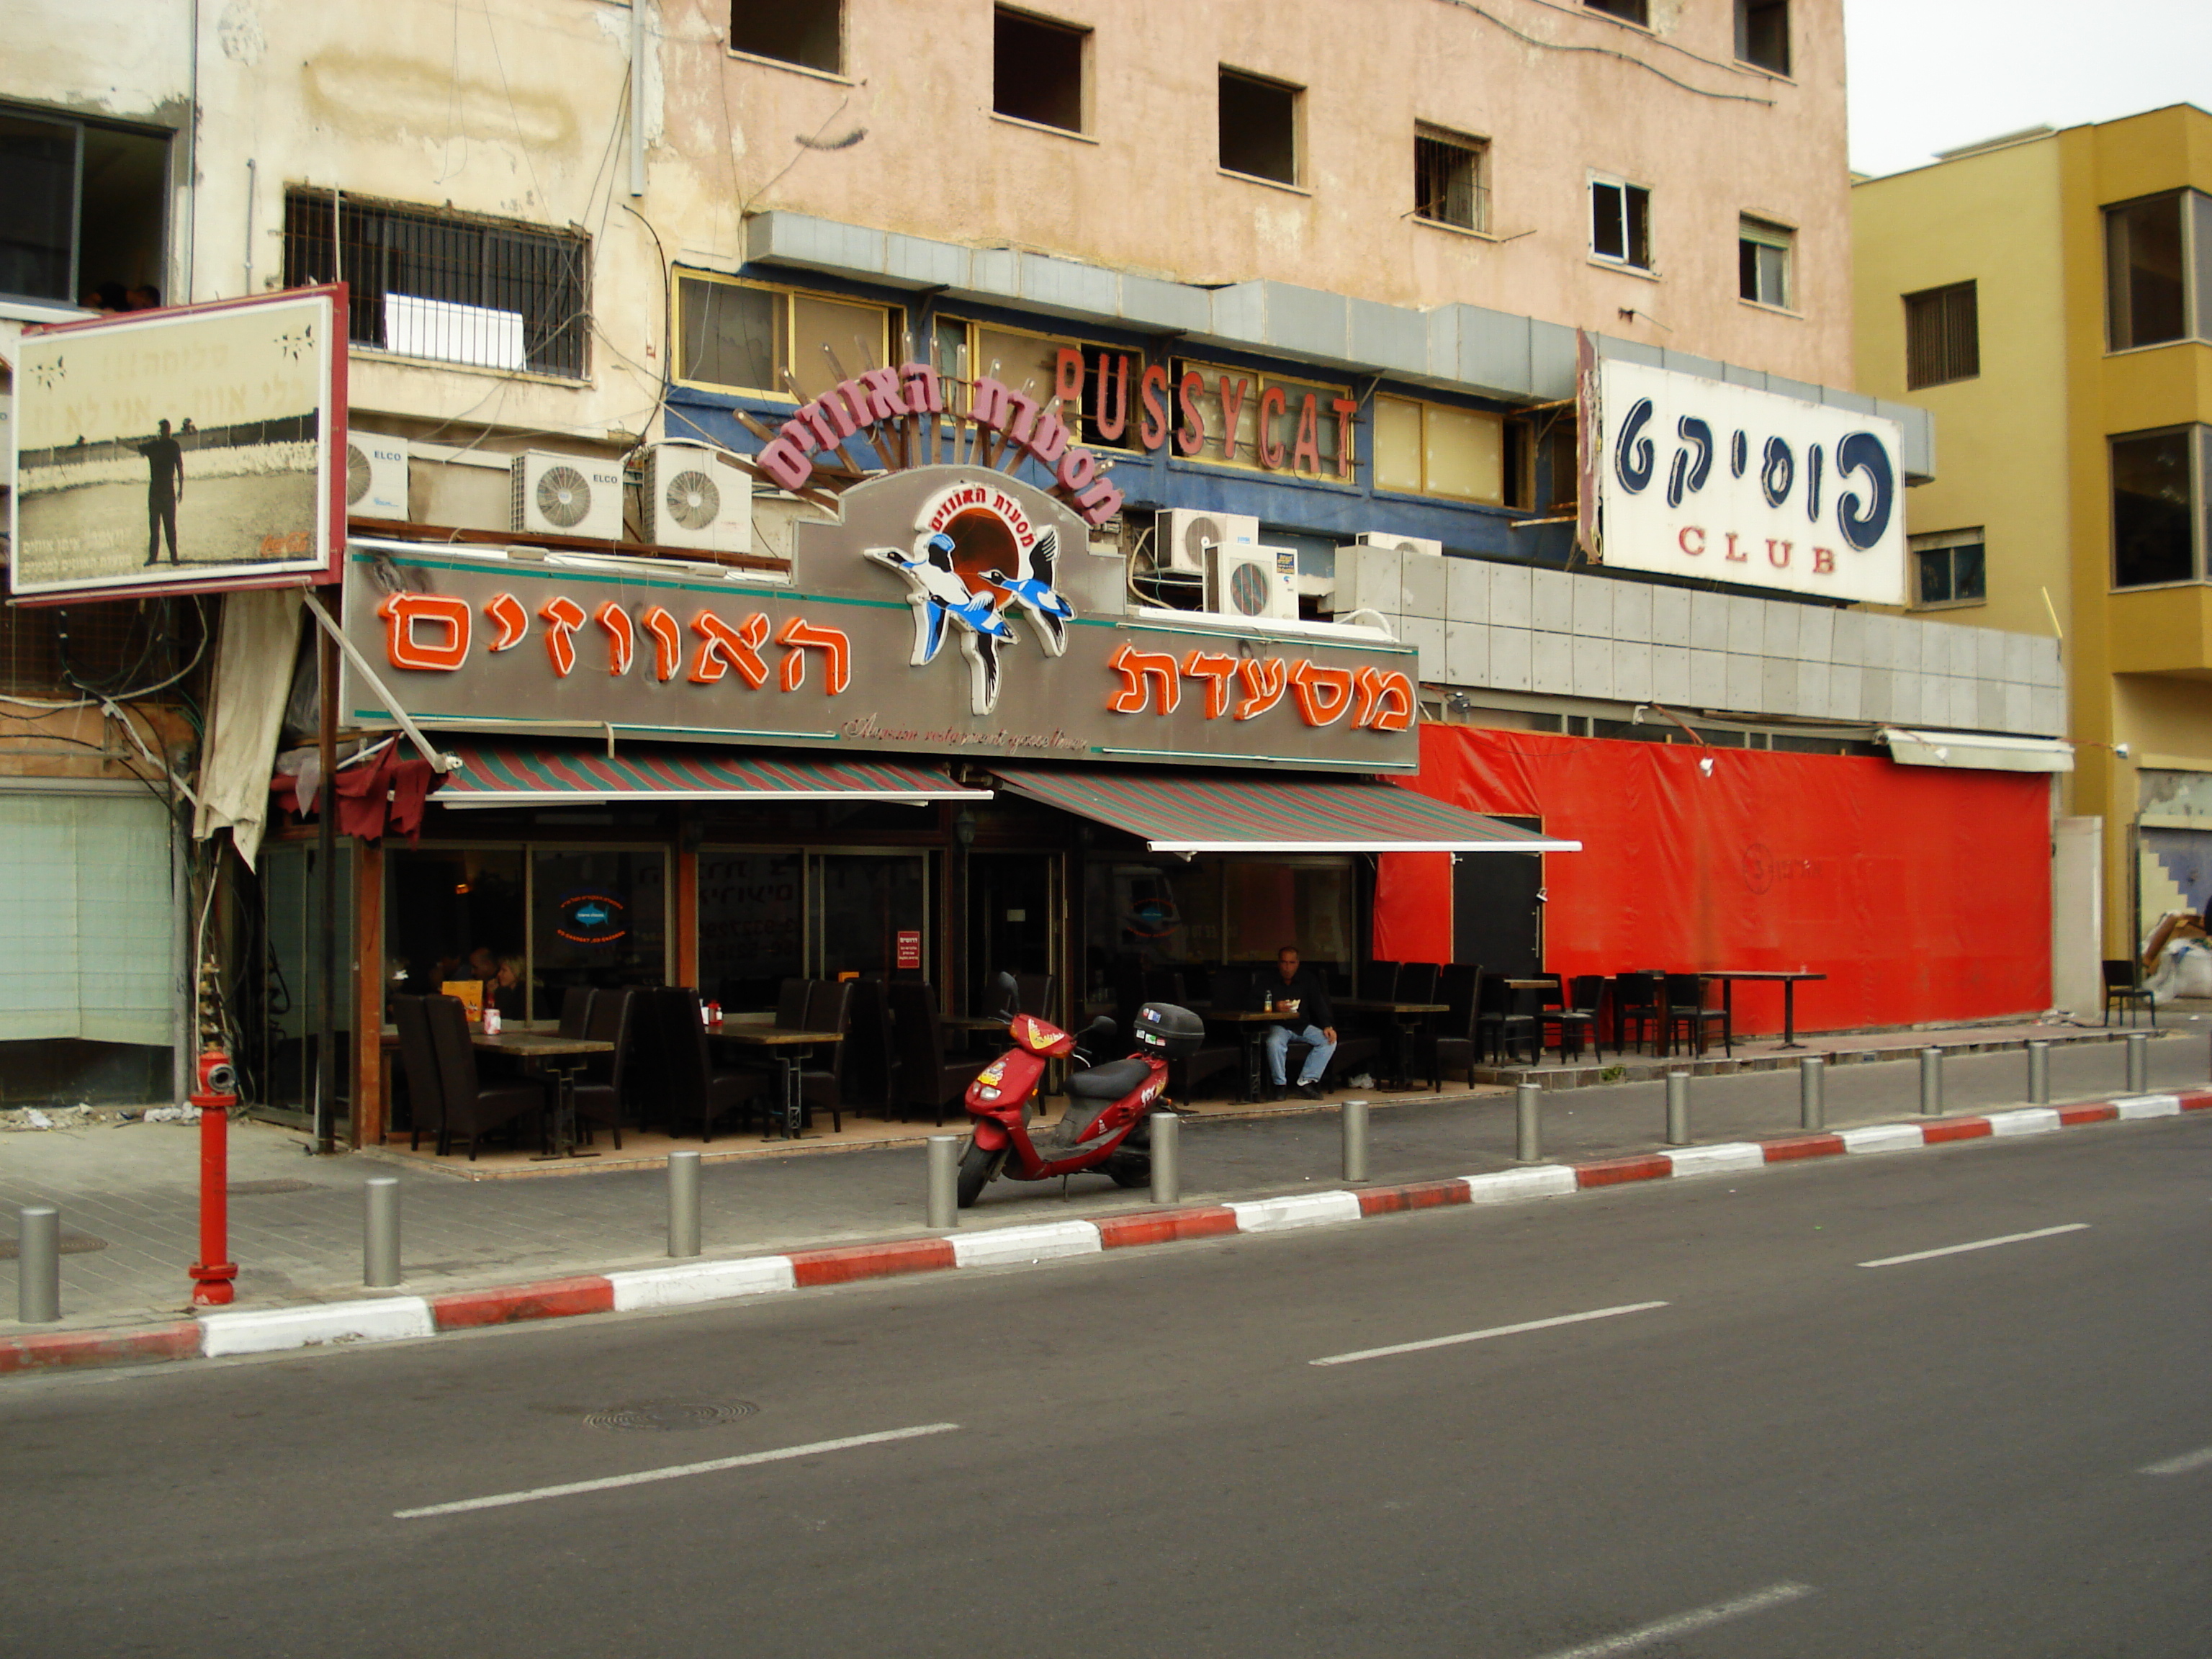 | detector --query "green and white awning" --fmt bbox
[435,739,989,808]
